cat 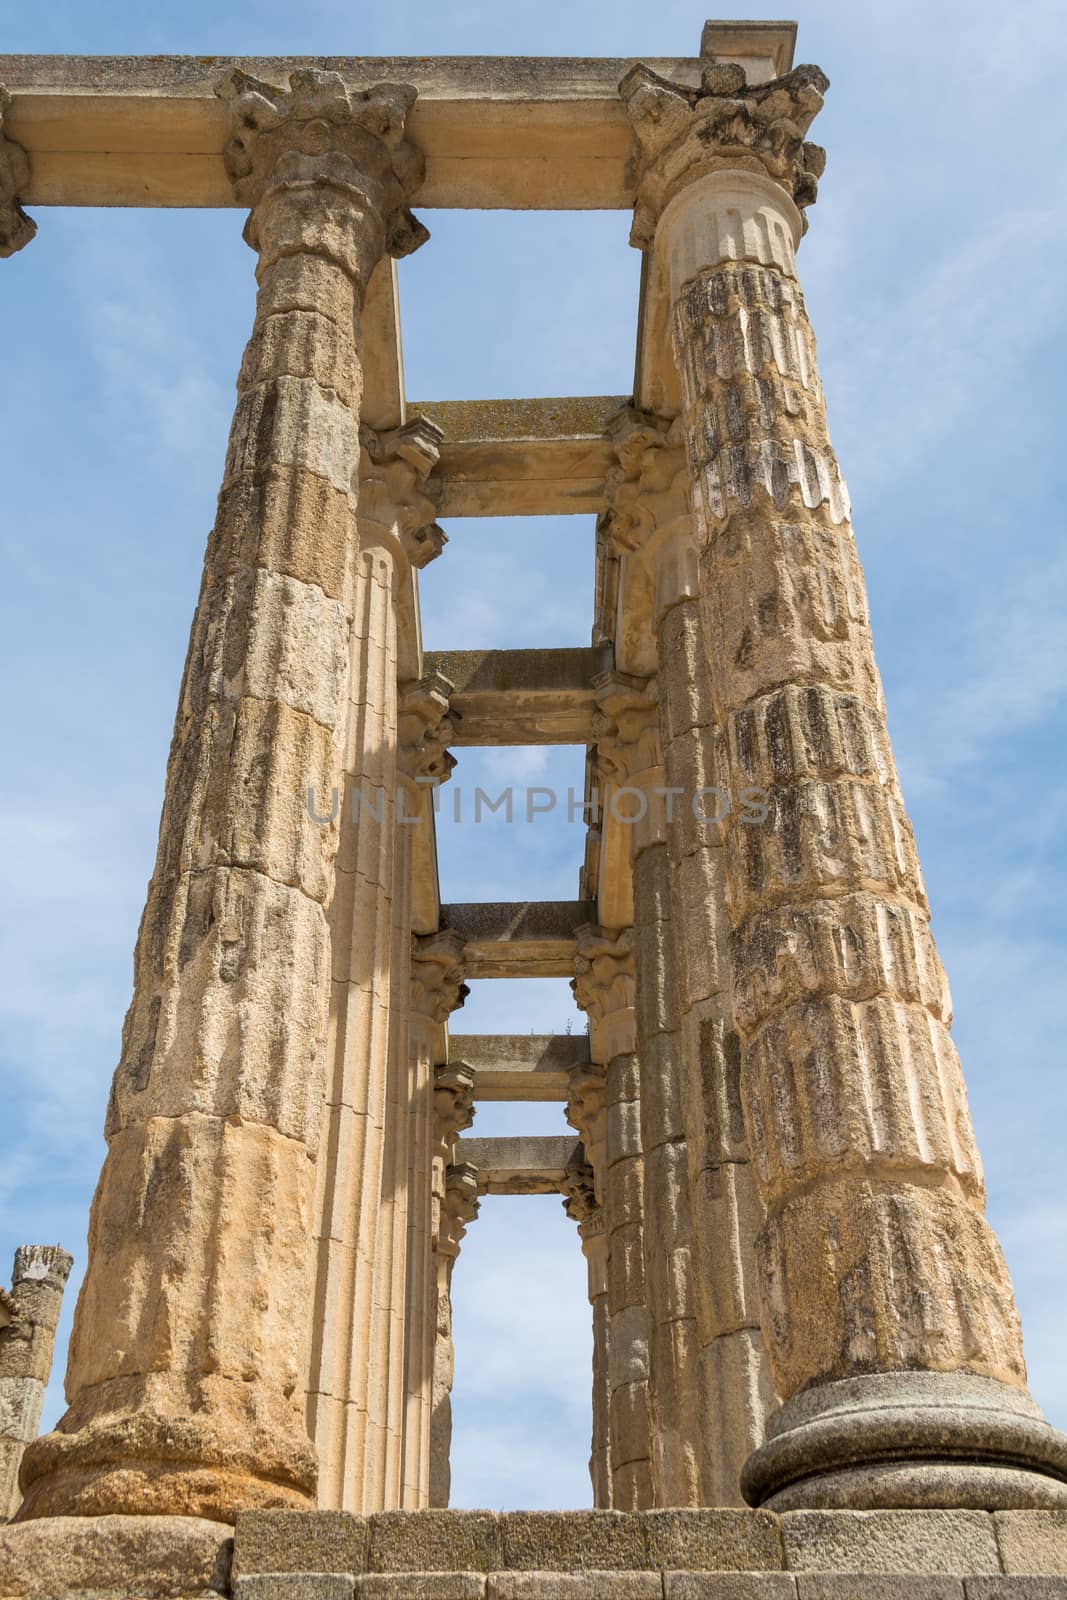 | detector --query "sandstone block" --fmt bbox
[501,1512,647,1571]
[664,1578,796,1599]
[369,1512,503,1573]
[795,1579,964,1598]
[254,255,360,332]
[209,467,353,605]
[356,1578,487,1598]
[645,1509,782,1571]
[780,1512,1000,1576]
[235,1511,369,1578]
[0,1513,233,1597]
[225,375,357,496]
[487,1575,660,1599]
[966,1581,1067,1597]
[995,1514,1067,1575]
[234,1578,355,1600]
[239,308,358,407]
